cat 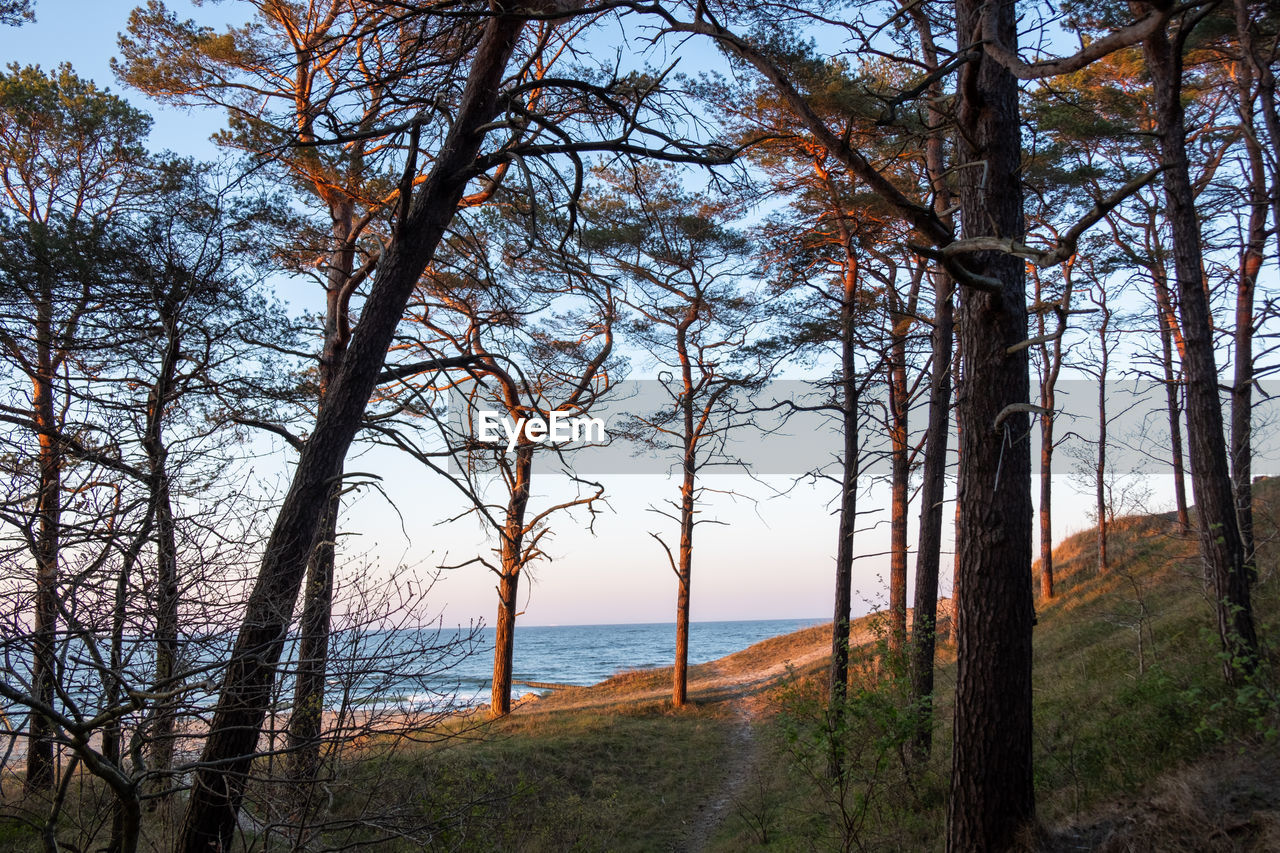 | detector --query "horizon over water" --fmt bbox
[364,617,827,710]
[515,616,828,629]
